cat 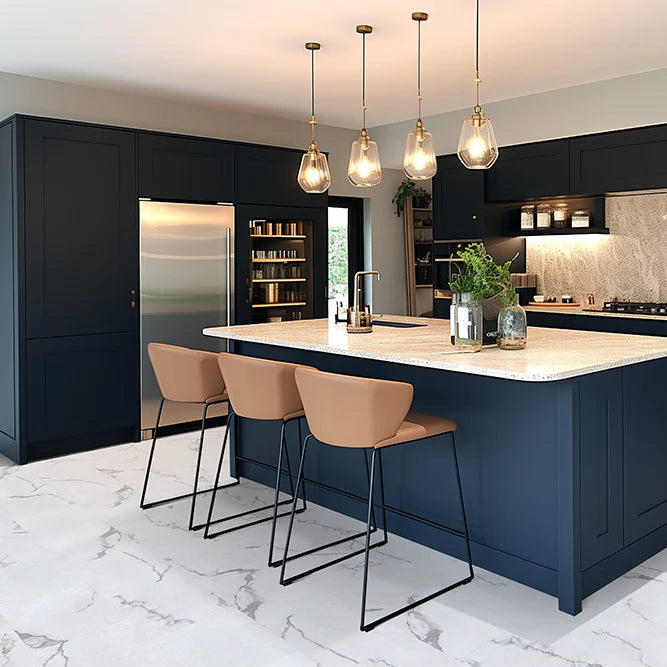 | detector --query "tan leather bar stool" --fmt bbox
[141,343,235,531]
[203,353,309,567]
[281,367,474,632]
